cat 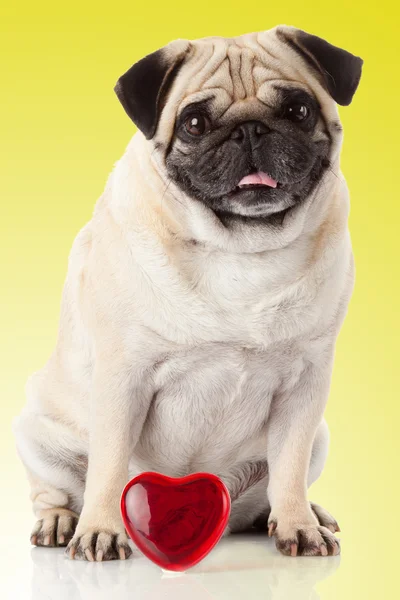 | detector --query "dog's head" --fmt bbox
[115,27,362,221]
